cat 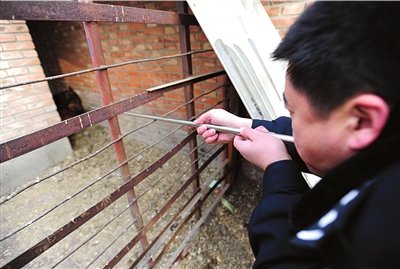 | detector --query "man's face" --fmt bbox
[284,78,354,176]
